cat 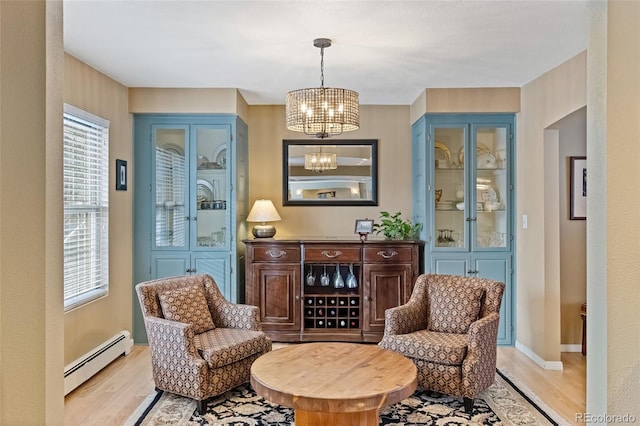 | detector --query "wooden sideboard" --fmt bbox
[244,239,424,343]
